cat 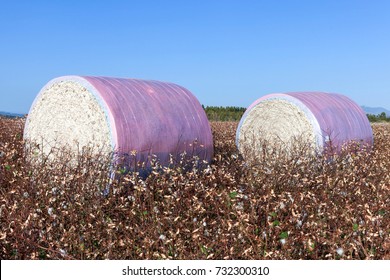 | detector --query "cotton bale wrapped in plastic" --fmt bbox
[236,92,373,160]
[24,76,213,168]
